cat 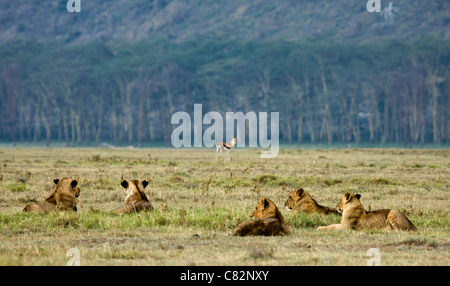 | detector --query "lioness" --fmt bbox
[317,192,417,231]
[232,197,290,236]
[114,179,154,213]
[23,178,80,212]
[285,188,340,215]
